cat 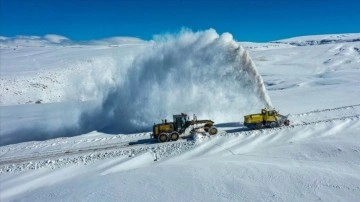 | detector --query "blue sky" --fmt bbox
[1,0,359,42]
